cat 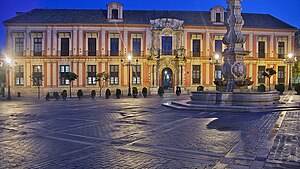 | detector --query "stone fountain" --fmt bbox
[168,0,280,107]
[191,0,280,106]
